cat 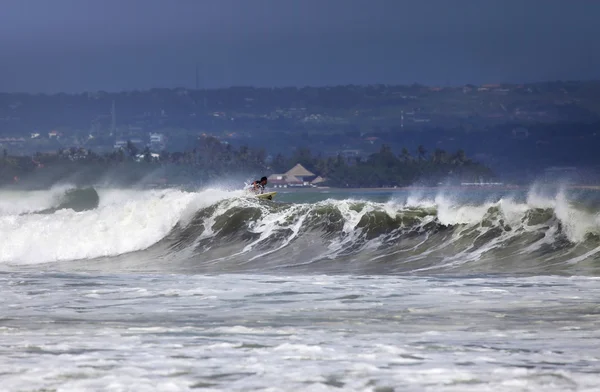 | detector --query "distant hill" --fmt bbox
[1,81,600,182]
